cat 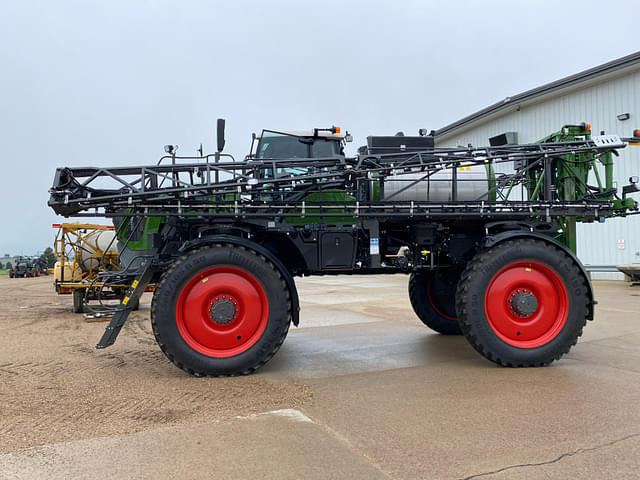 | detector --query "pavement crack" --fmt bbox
[300,409,396,480]
[459,432,640,480]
